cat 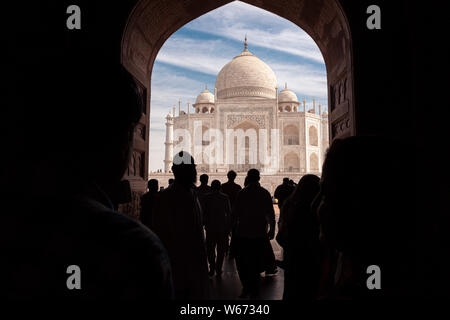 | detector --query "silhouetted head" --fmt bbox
[290,174,320,206]
[283,177,290,184]
[147,179,159,193]
[211,180,221,191]
[227,170,237,182]
[244,176,249,187]
[13,55,143,196]
[171,151,197,186]
[246,169,260,184]
[168,178,174,185]
[200,174,209,185]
